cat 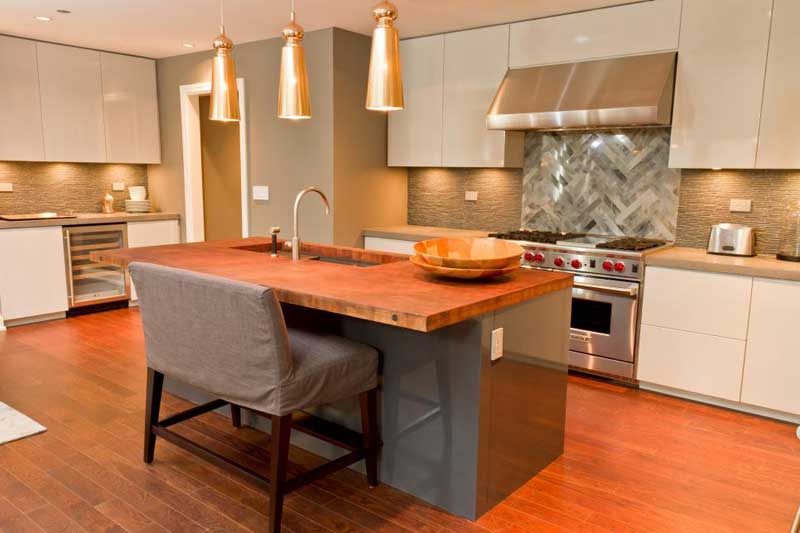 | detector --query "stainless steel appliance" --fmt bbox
[1,212,77,221]
[707,223,756,257]
[63,224,130,308]
[777,201,800,262]
[489,230,670,379]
